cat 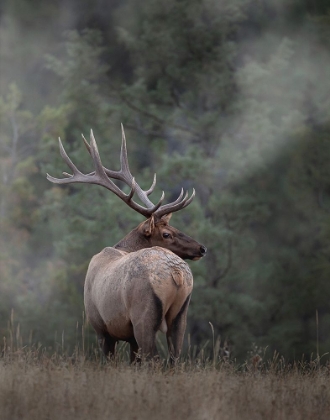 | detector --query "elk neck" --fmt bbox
[114,227,151,253]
